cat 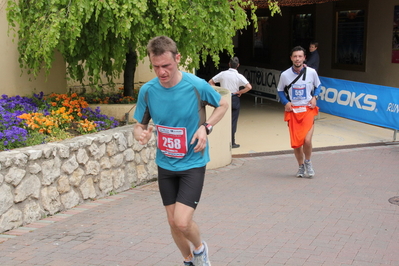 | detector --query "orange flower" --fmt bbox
[45,120,53,126]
